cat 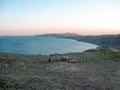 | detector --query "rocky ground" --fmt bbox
[0,48,120,90]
